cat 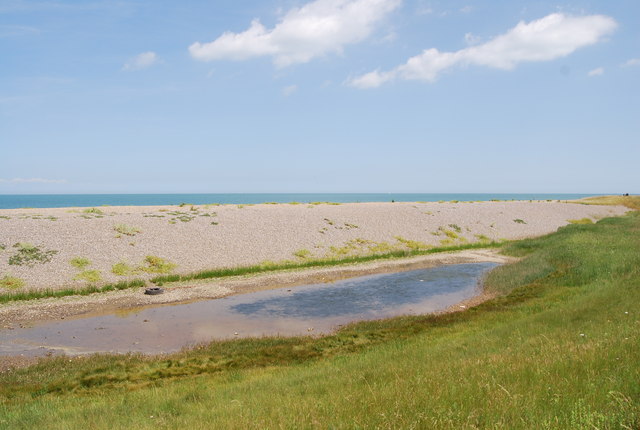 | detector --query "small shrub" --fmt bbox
[74,270,102,283]
[139,256,176,274]
[513,219,527,224]
[111,262,134,276]
[475,234,491,242]
[448,224,462,233]
[0,275,25,289]
[83,208,103,214]
[293,249,311,259]
[70,257,91,269]
[9,243,58,266]
[114,224,141,236]
[394,236,430,250]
